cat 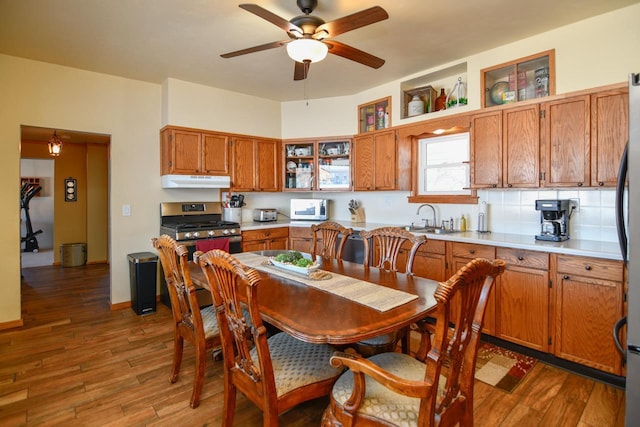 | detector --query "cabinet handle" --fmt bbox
[585,265,591,271]
[491,184,497,188]
[577,182,583,187]
[265,231,270,236]
[564,275,570,280]
[517,256,524,261]
[598,181,604,186]
[469,250,476,254]
[508,184,513,188]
